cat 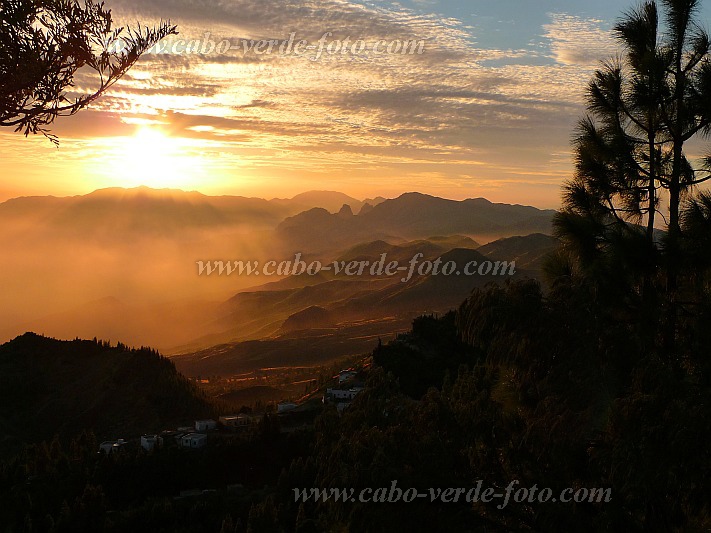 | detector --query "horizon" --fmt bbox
[0,184,559,210]
[4,0,709,209]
